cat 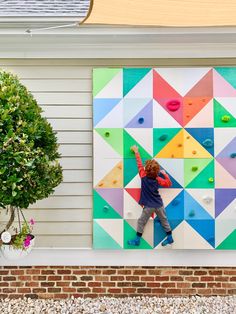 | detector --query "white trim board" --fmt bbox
[0,249,235,266]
